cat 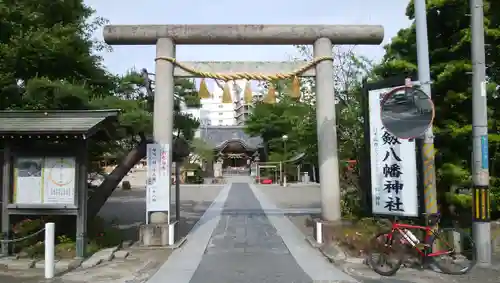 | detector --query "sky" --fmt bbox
[85,0,412,76]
